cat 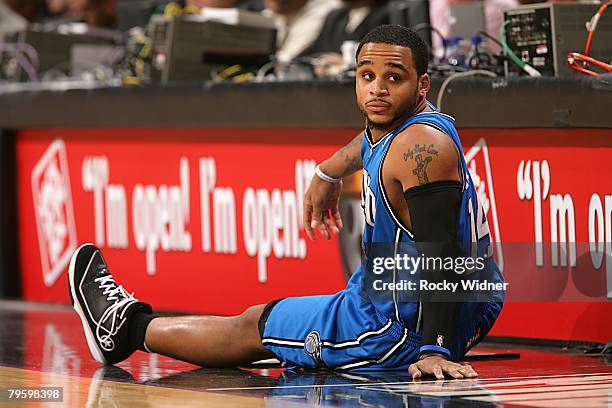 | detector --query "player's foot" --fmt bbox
[68,243,152,365]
